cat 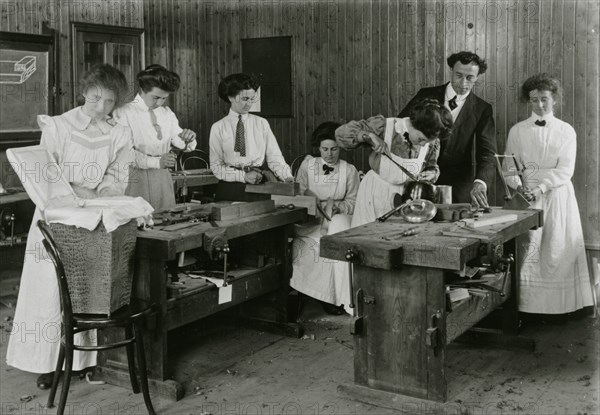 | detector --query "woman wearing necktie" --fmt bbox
[209,73,294,201]
[113,65,197,212]
[504,73,593,318]
[291,122,360,315]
